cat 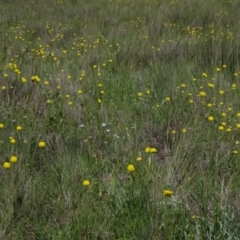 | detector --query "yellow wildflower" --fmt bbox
[10,156,18,163]
[3,162,11,169]
[82,180,91,186]
[208,116,214,121]
[163,189,173,197]
[16,126,22,131]
[127,164,135,172]
[38,141,46,148]
[144,147,157,153]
